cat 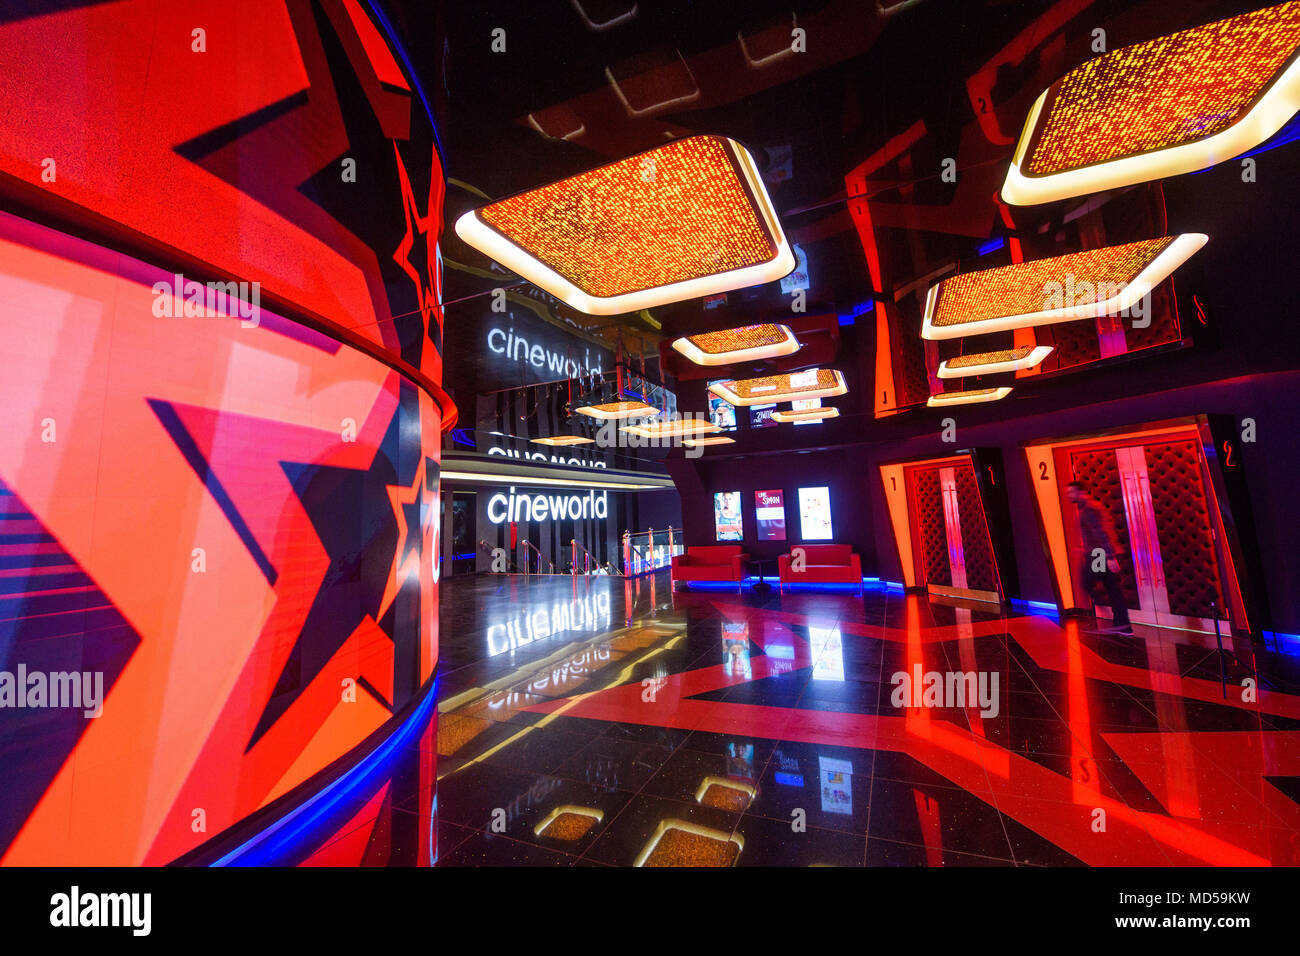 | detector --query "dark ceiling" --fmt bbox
[384,0,1280,375]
